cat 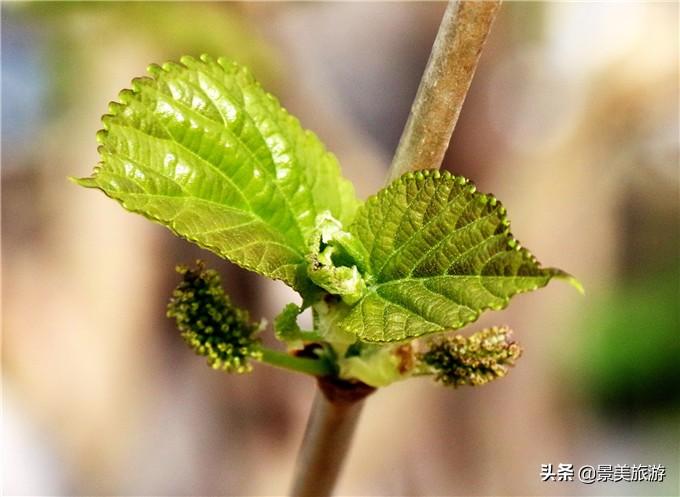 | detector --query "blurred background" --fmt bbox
[2,2,678,496]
